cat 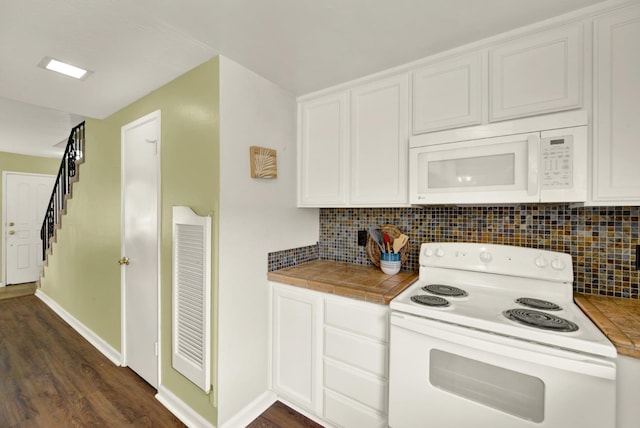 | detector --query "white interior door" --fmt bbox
[121,110,160,388]
[3,172,55,285]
